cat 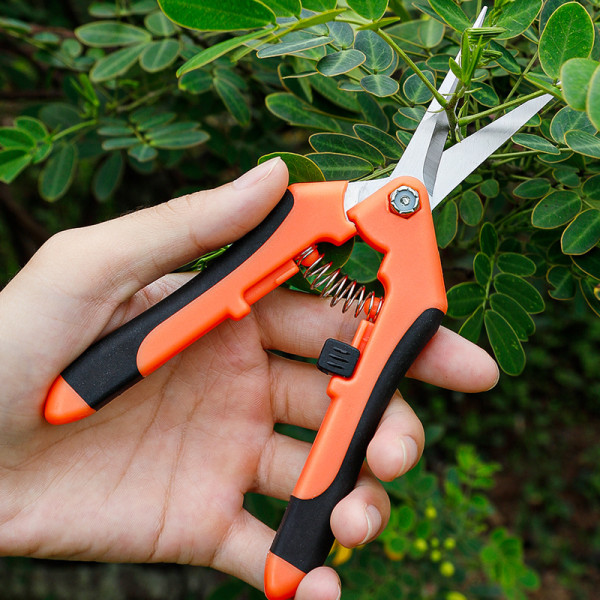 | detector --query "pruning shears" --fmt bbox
[43,8,553,600]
